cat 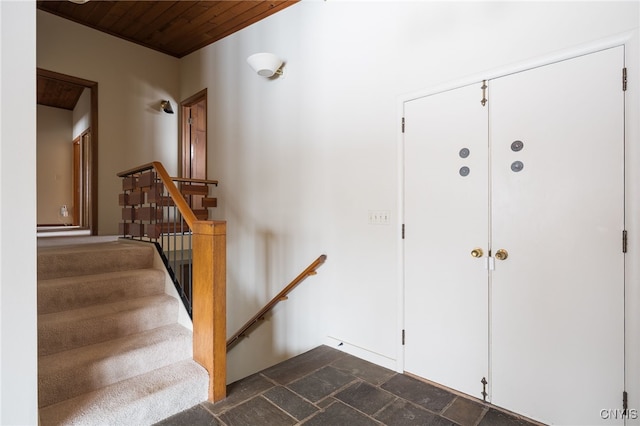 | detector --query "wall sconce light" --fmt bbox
[160,100,174,114]
[247,53,284,78]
